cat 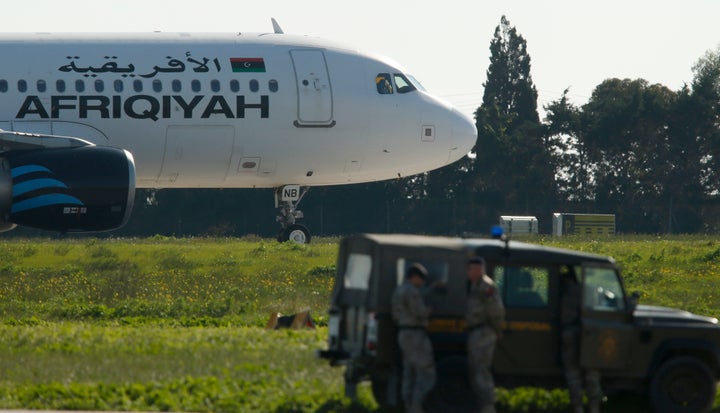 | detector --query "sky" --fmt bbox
[5,0,720,119]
